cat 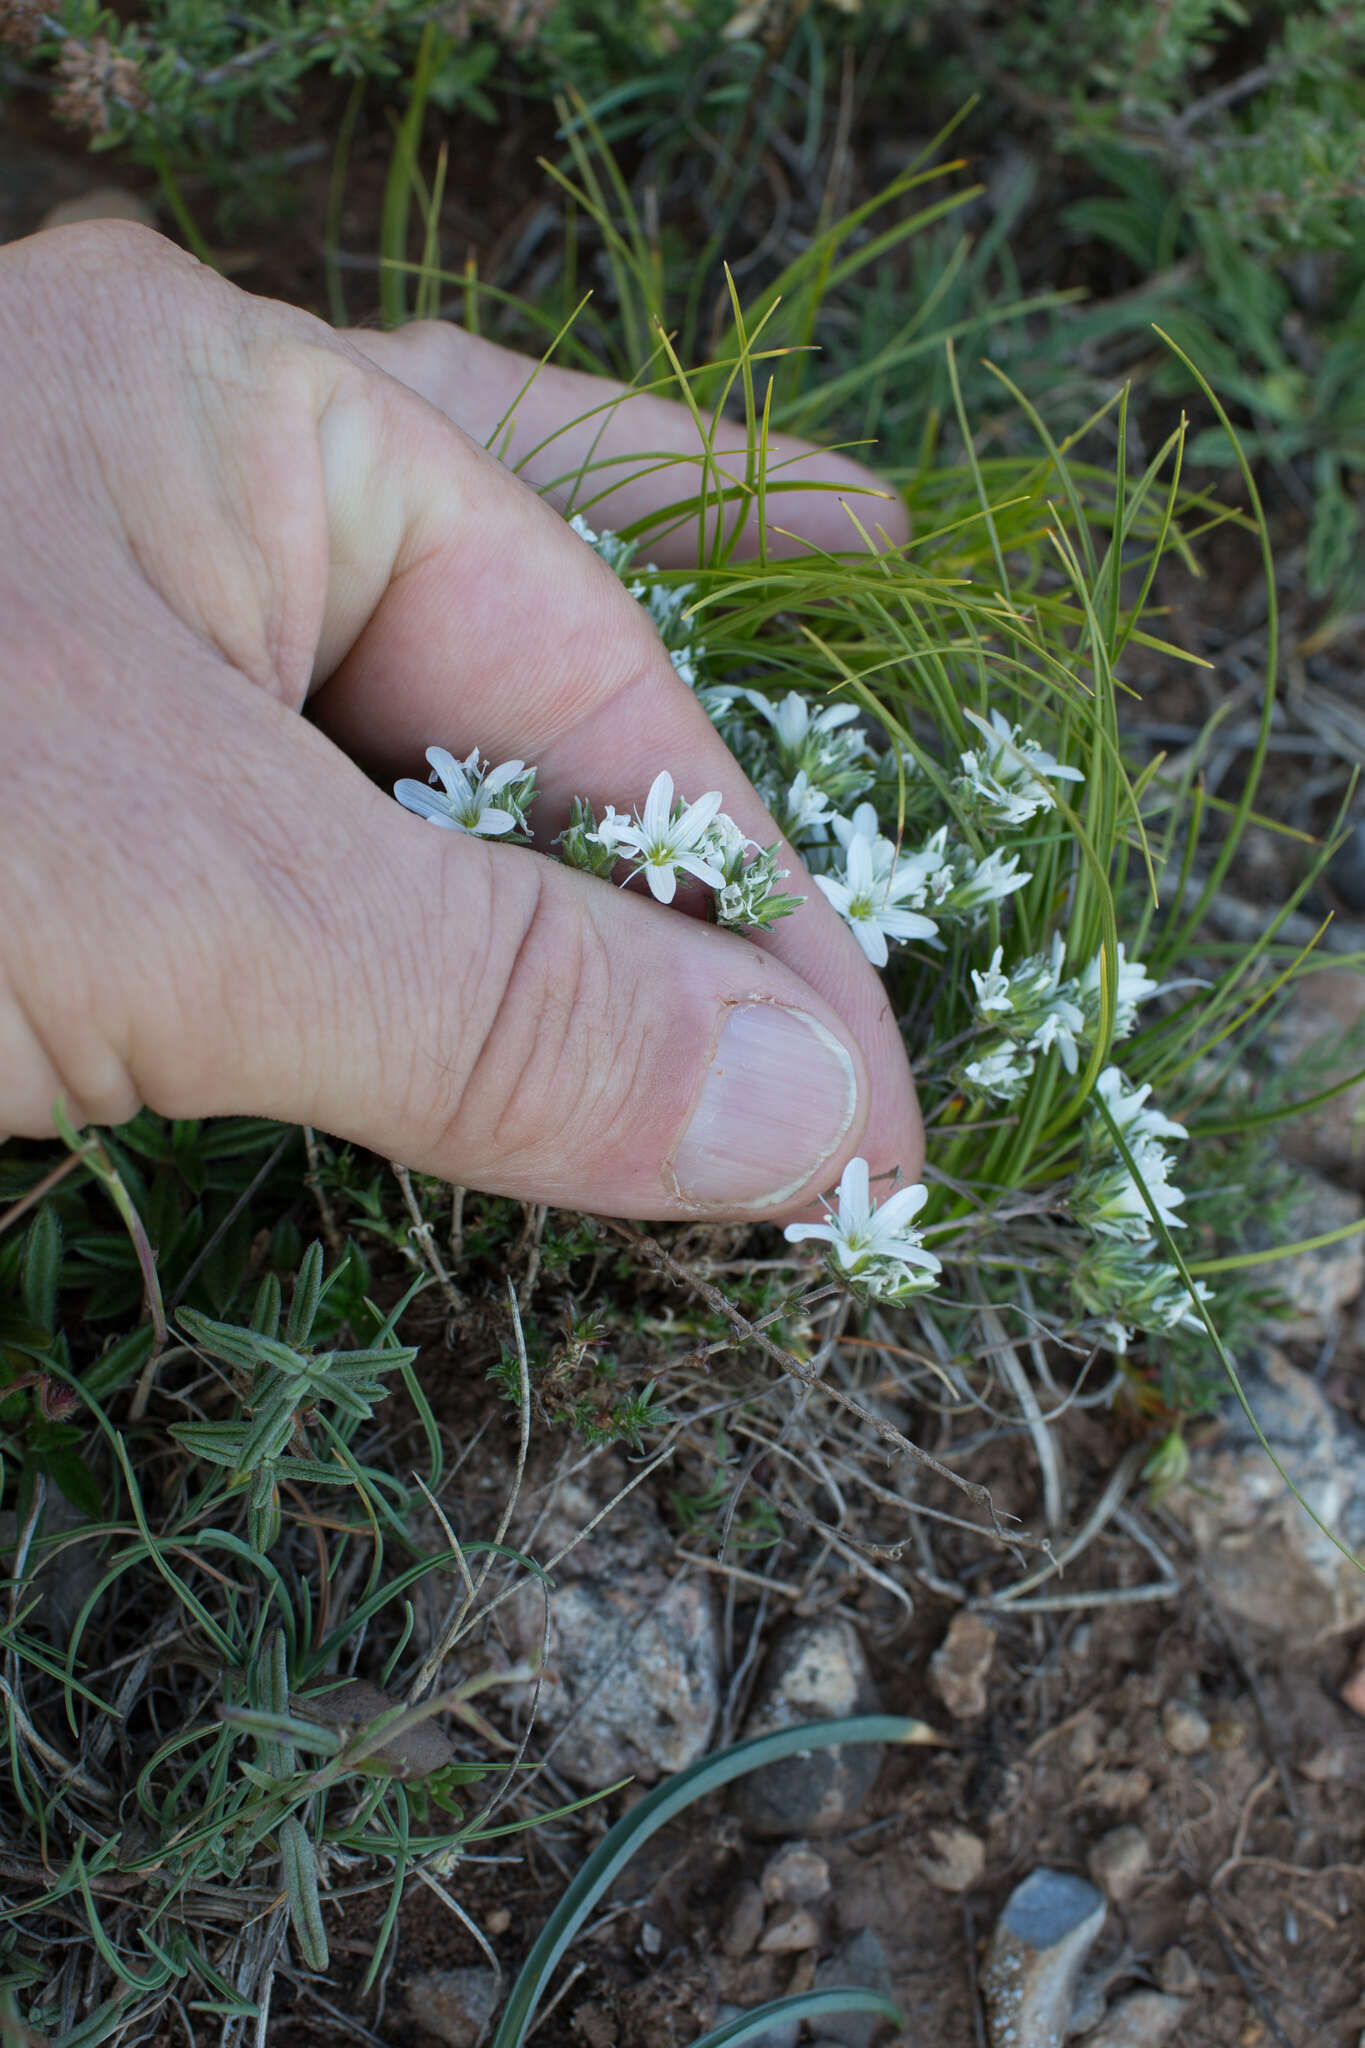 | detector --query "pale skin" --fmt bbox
[0,221,923,1220]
